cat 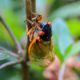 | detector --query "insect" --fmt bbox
[26,14,54,67]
